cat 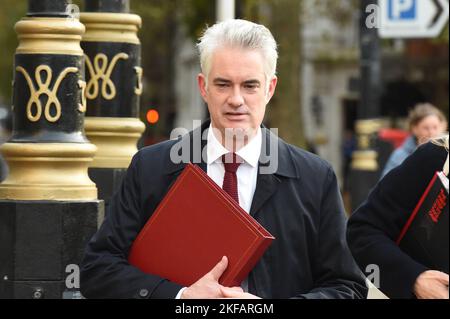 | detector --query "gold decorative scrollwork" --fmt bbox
[78,80,87,113]
[134,66,143,96]
[85,53,129,100]
[16,65,78,123]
